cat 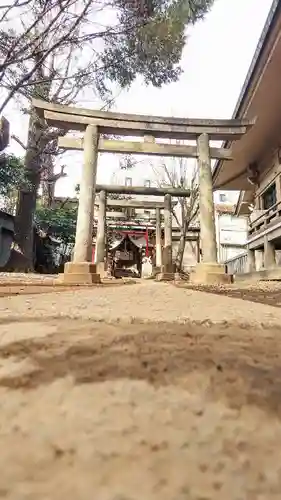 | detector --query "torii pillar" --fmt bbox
[155,207,162,271]
[156,194,174,281]
[191,133,231,284]
[57,124,101,284]
[95,189,107,277]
